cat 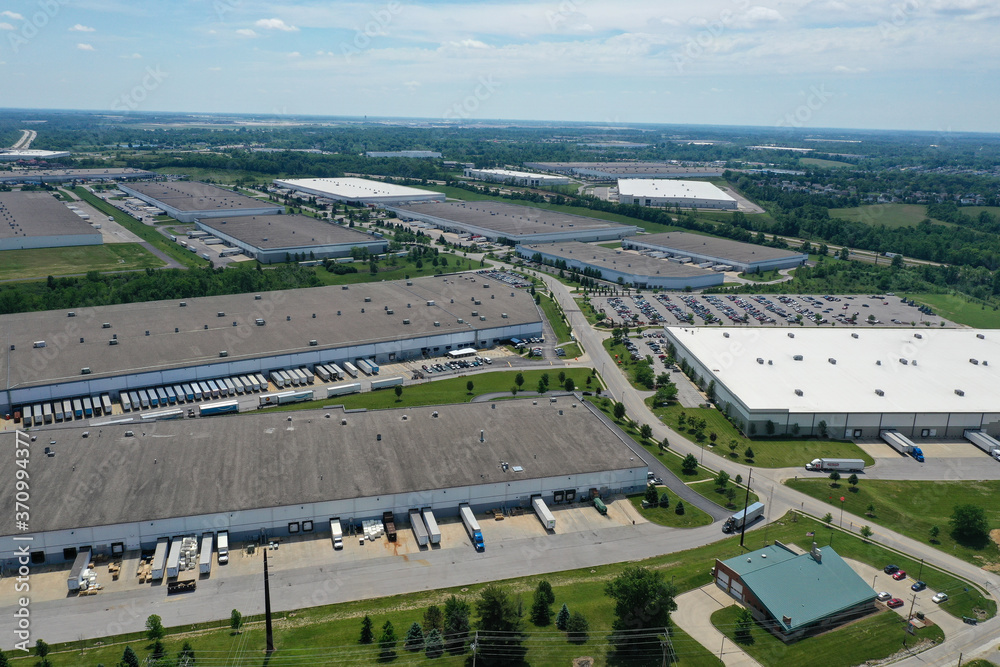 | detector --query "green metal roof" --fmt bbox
[723,545,876,632]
